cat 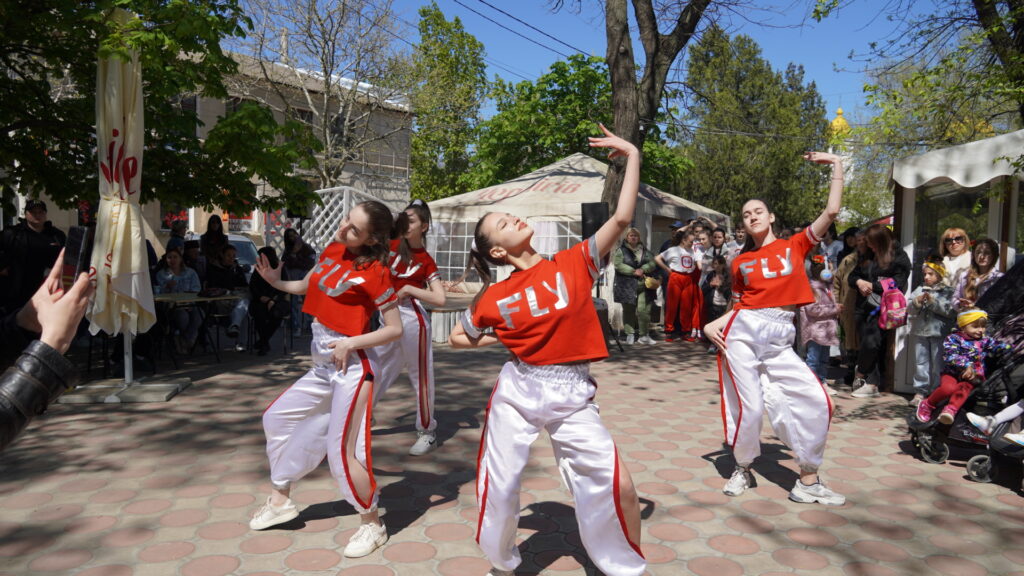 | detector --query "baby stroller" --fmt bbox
[907,265,1024,486]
